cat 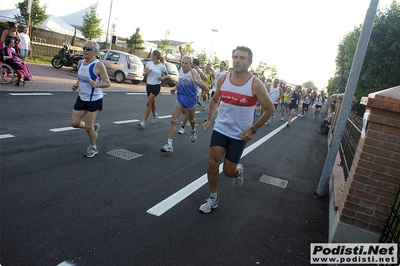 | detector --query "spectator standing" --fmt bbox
[70,41,111,158]
[199,46,274,213]
[1,21,21,51]
[19,27,31,62]
[139,50,168,128]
